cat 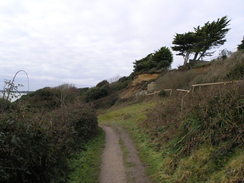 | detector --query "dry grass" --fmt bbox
[143,85,244,182]
[155,51,244,90]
